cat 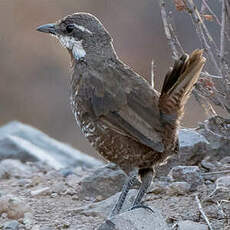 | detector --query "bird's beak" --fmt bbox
[36,23,56,35]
